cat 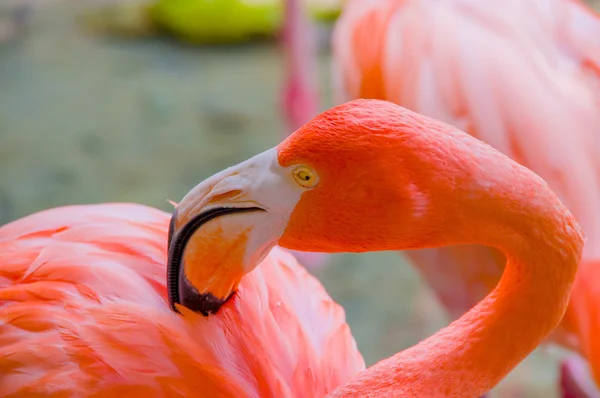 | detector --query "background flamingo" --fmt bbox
[327,0,600,395]
[1,99,584,397]
[561,355,600,398]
